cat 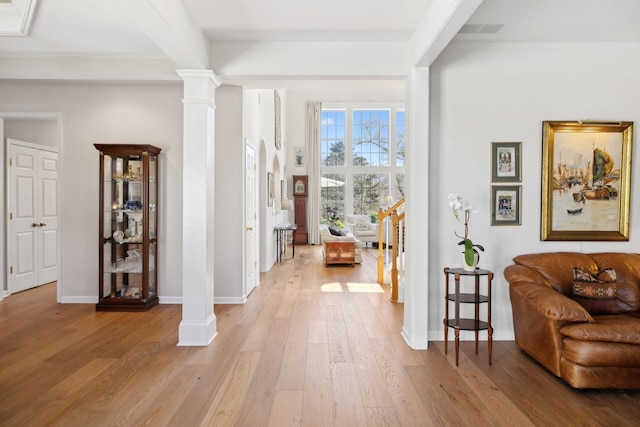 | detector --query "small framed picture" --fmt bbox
[294,146,304,167]
[491,142,521,182]
[491,185,521,225]
[267,172,274,207]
